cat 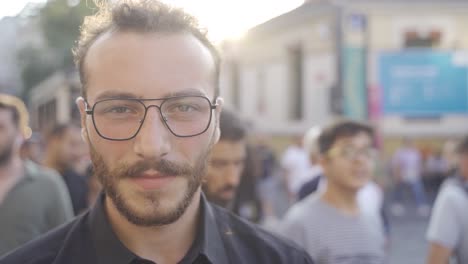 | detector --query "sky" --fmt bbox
[0,0,304,42]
